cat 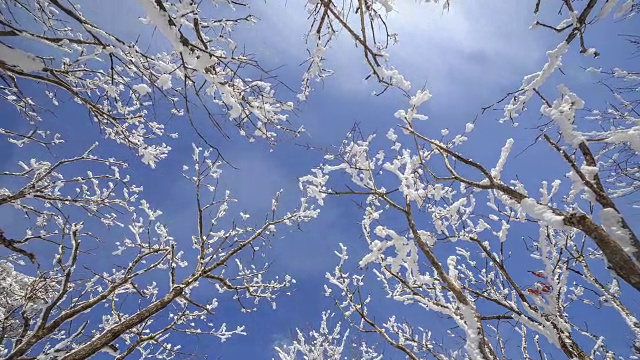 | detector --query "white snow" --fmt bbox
[519,198,565,228]
[156,74,173,90]
[491,138,514,180]
[600,208,636,259]
[614,0,633,18]
[137,0,184,51]
[132,83,152,96]
[409,89,432,107]
[597,0,619,19]
[464,123,475,133]
[503,41,569,120]
[541,84,585,147]
[0,43,45,72]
